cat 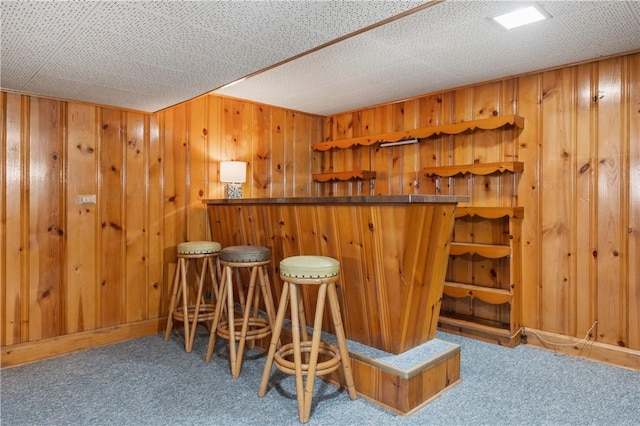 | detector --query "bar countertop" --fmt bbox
[203,194,469,205]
